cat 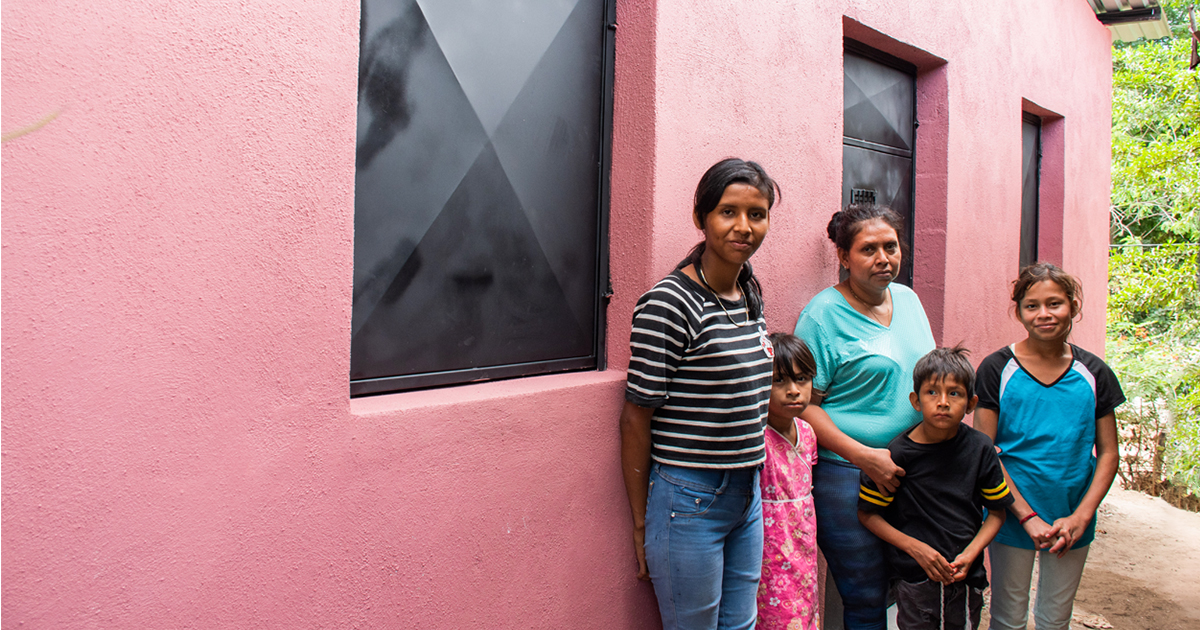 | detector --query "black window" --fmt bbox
[1020,112,1041,270]
[351,0,614,395]
[842,40,917,286]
